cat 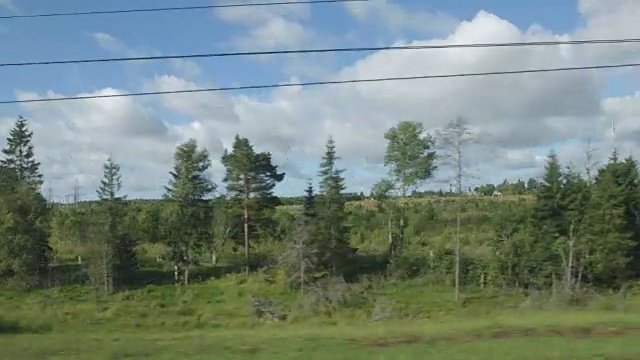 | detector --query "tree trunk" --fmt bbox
[563,223,576,293]
[398,191,406,259]
[387,216,393,259]
[454,209,461,302]
[184,247,190,286]
[102,241,109,294]
[577,248,587,291]
[300,242,305,295]
[243,196,250,276]
[566,239,574,293]
[174,264,180,284]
